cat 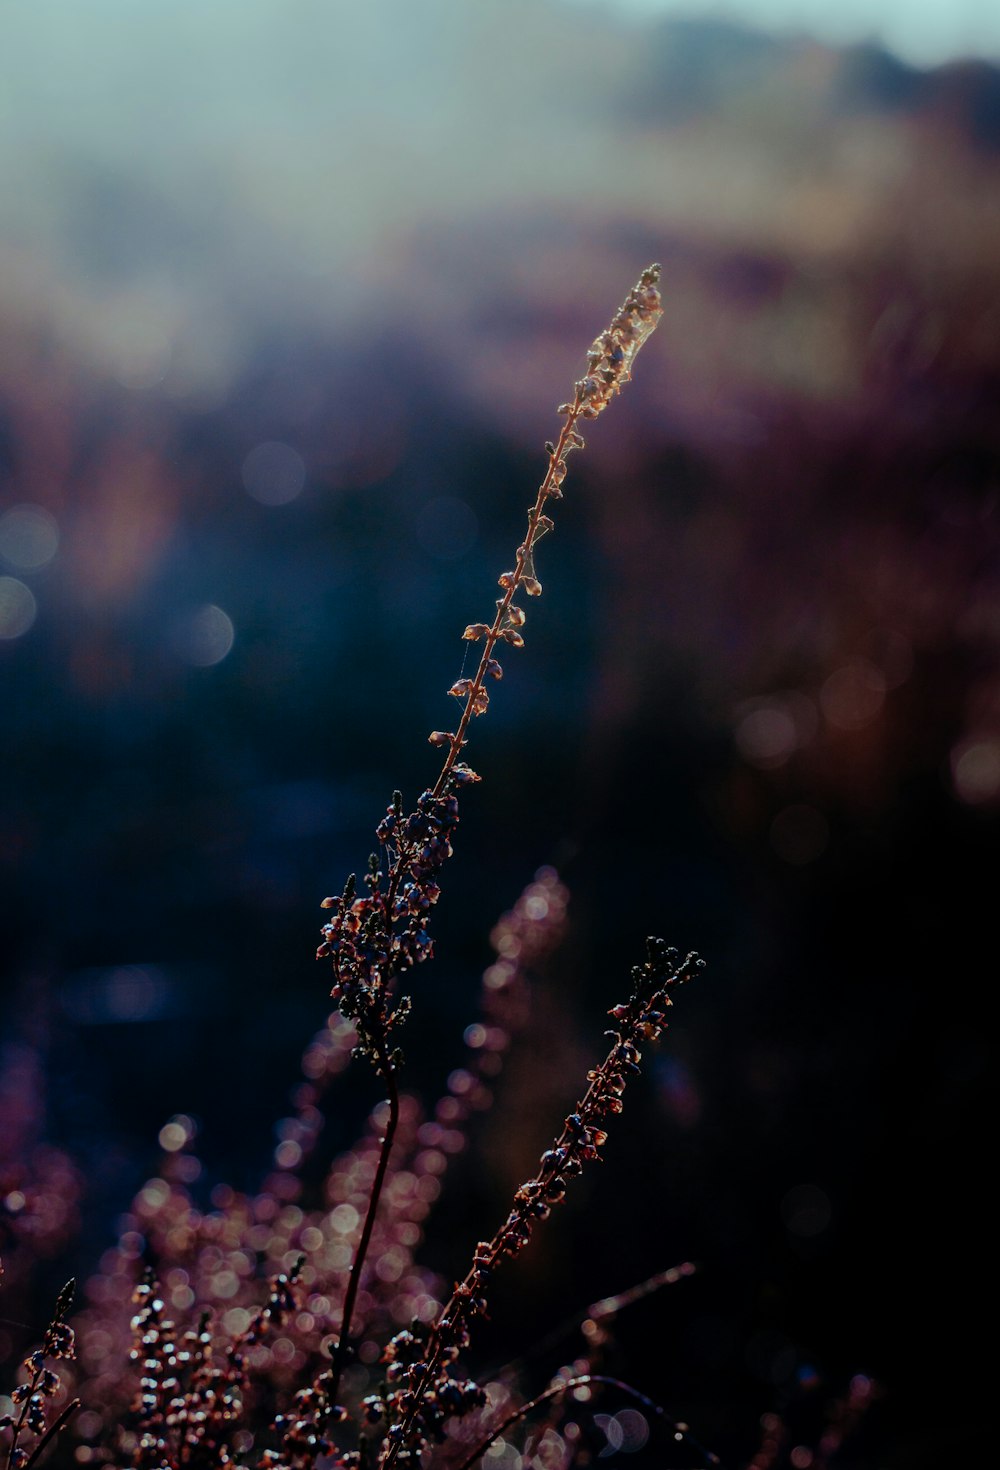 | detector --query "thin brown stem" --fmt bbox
[21,1399,80,1470]
[491,1261,697,1383]
[431,389,584,798]
[327,1043,401,1408]
[452,1374,719,1470]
